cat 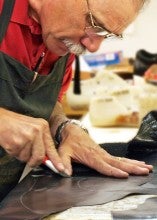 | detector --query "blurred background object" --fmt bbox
[62,0,157,128]
[83,51,123,72]
[133,49,157,76]
[144,64,157,84]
